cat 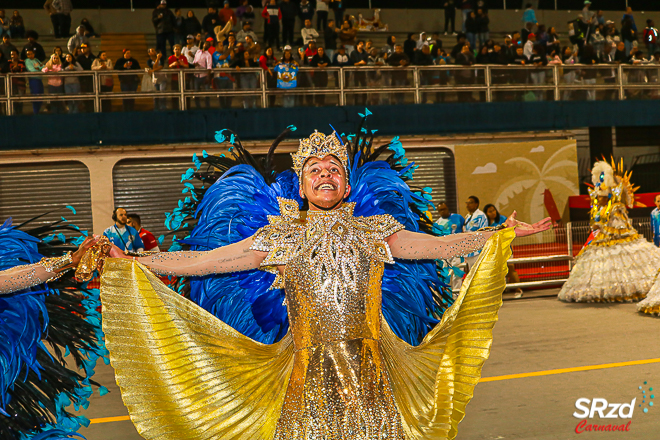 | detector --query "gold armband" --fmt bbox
[38,252,74,281]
